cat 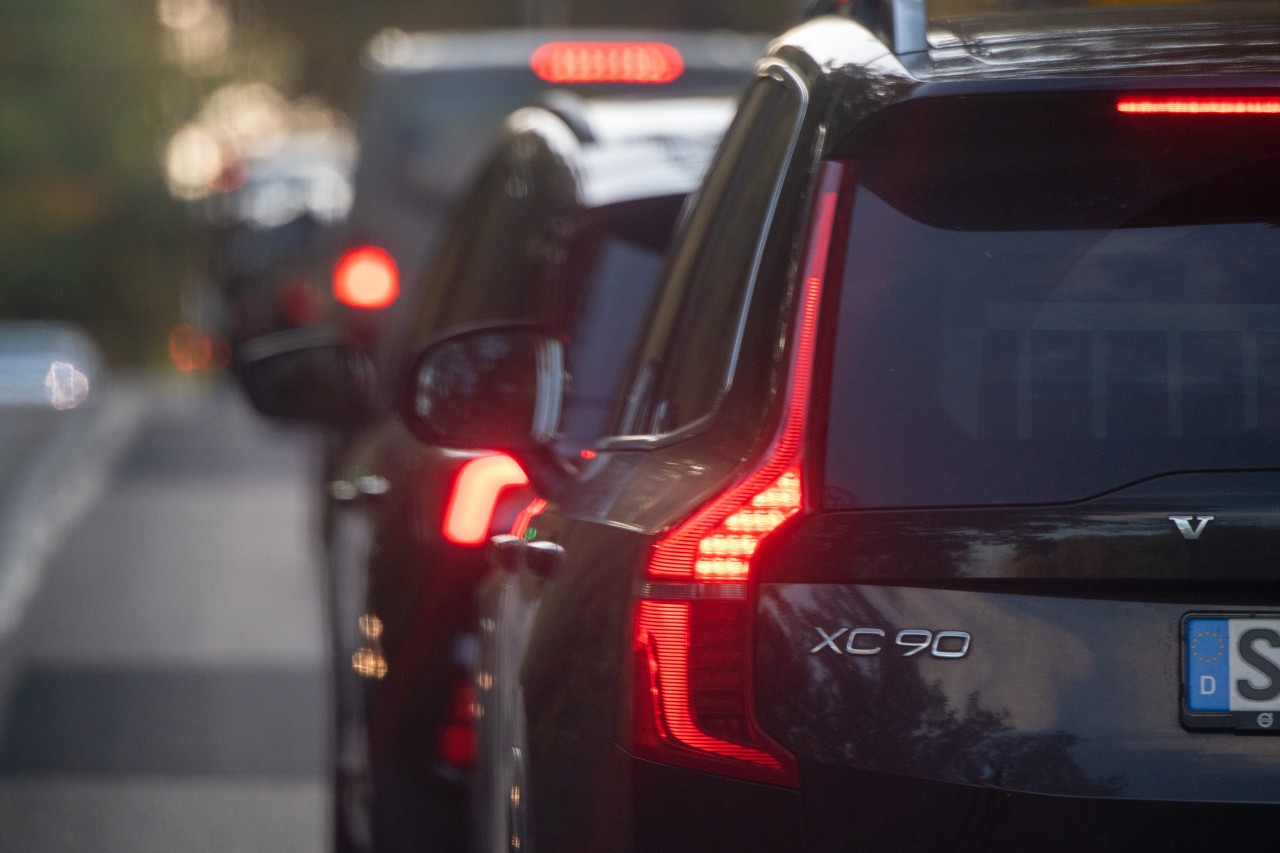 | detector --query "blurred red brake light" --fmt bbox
[439,681,477,769]
[443,454,531,546]
[530,42,683,84]
[334,245,399,309]
[630,162,850,788]
[1117,96,1280,115]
